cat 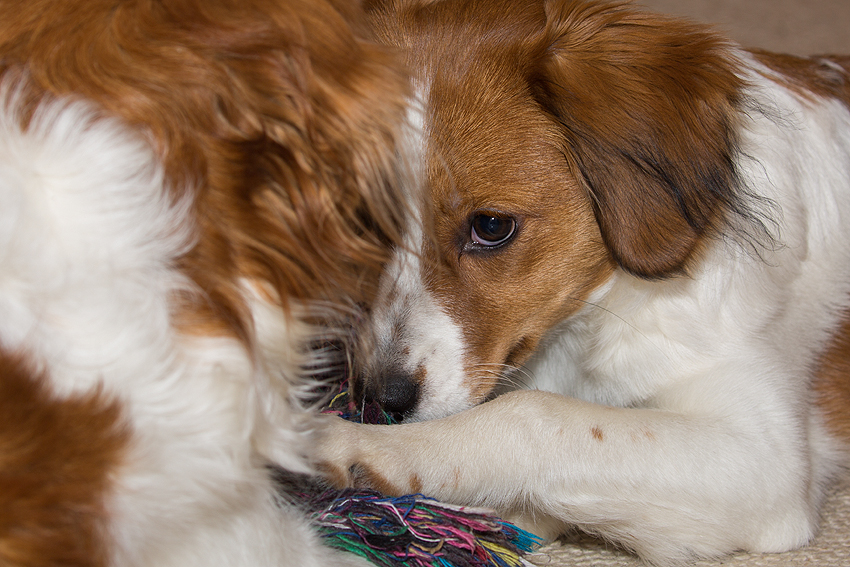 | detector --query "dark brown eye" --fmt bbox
[470,213,517,247]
